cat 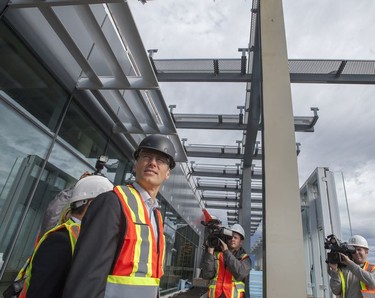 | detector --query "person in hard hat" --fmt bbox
[39,171,92,236]
[328,234,375,298]
[201,223,251,298]
[19,175,113,298]
[62,134,177,298]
